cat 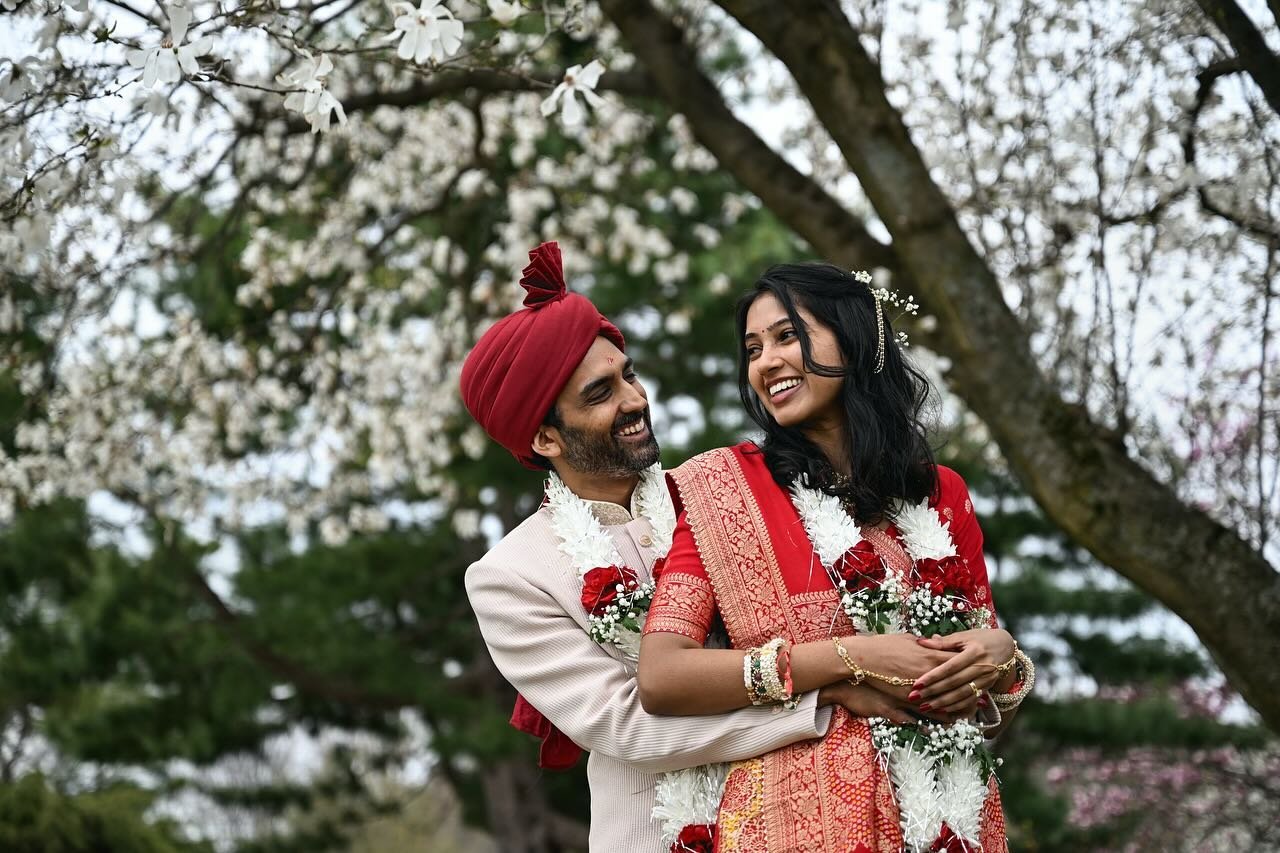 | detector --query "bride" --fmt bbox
[638,263,1033,852]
